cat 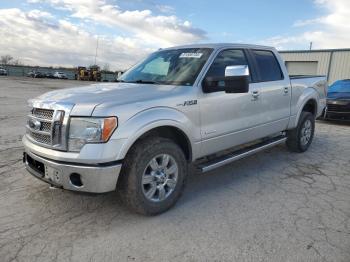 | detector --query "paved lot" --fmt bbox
[0,77,349,262]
